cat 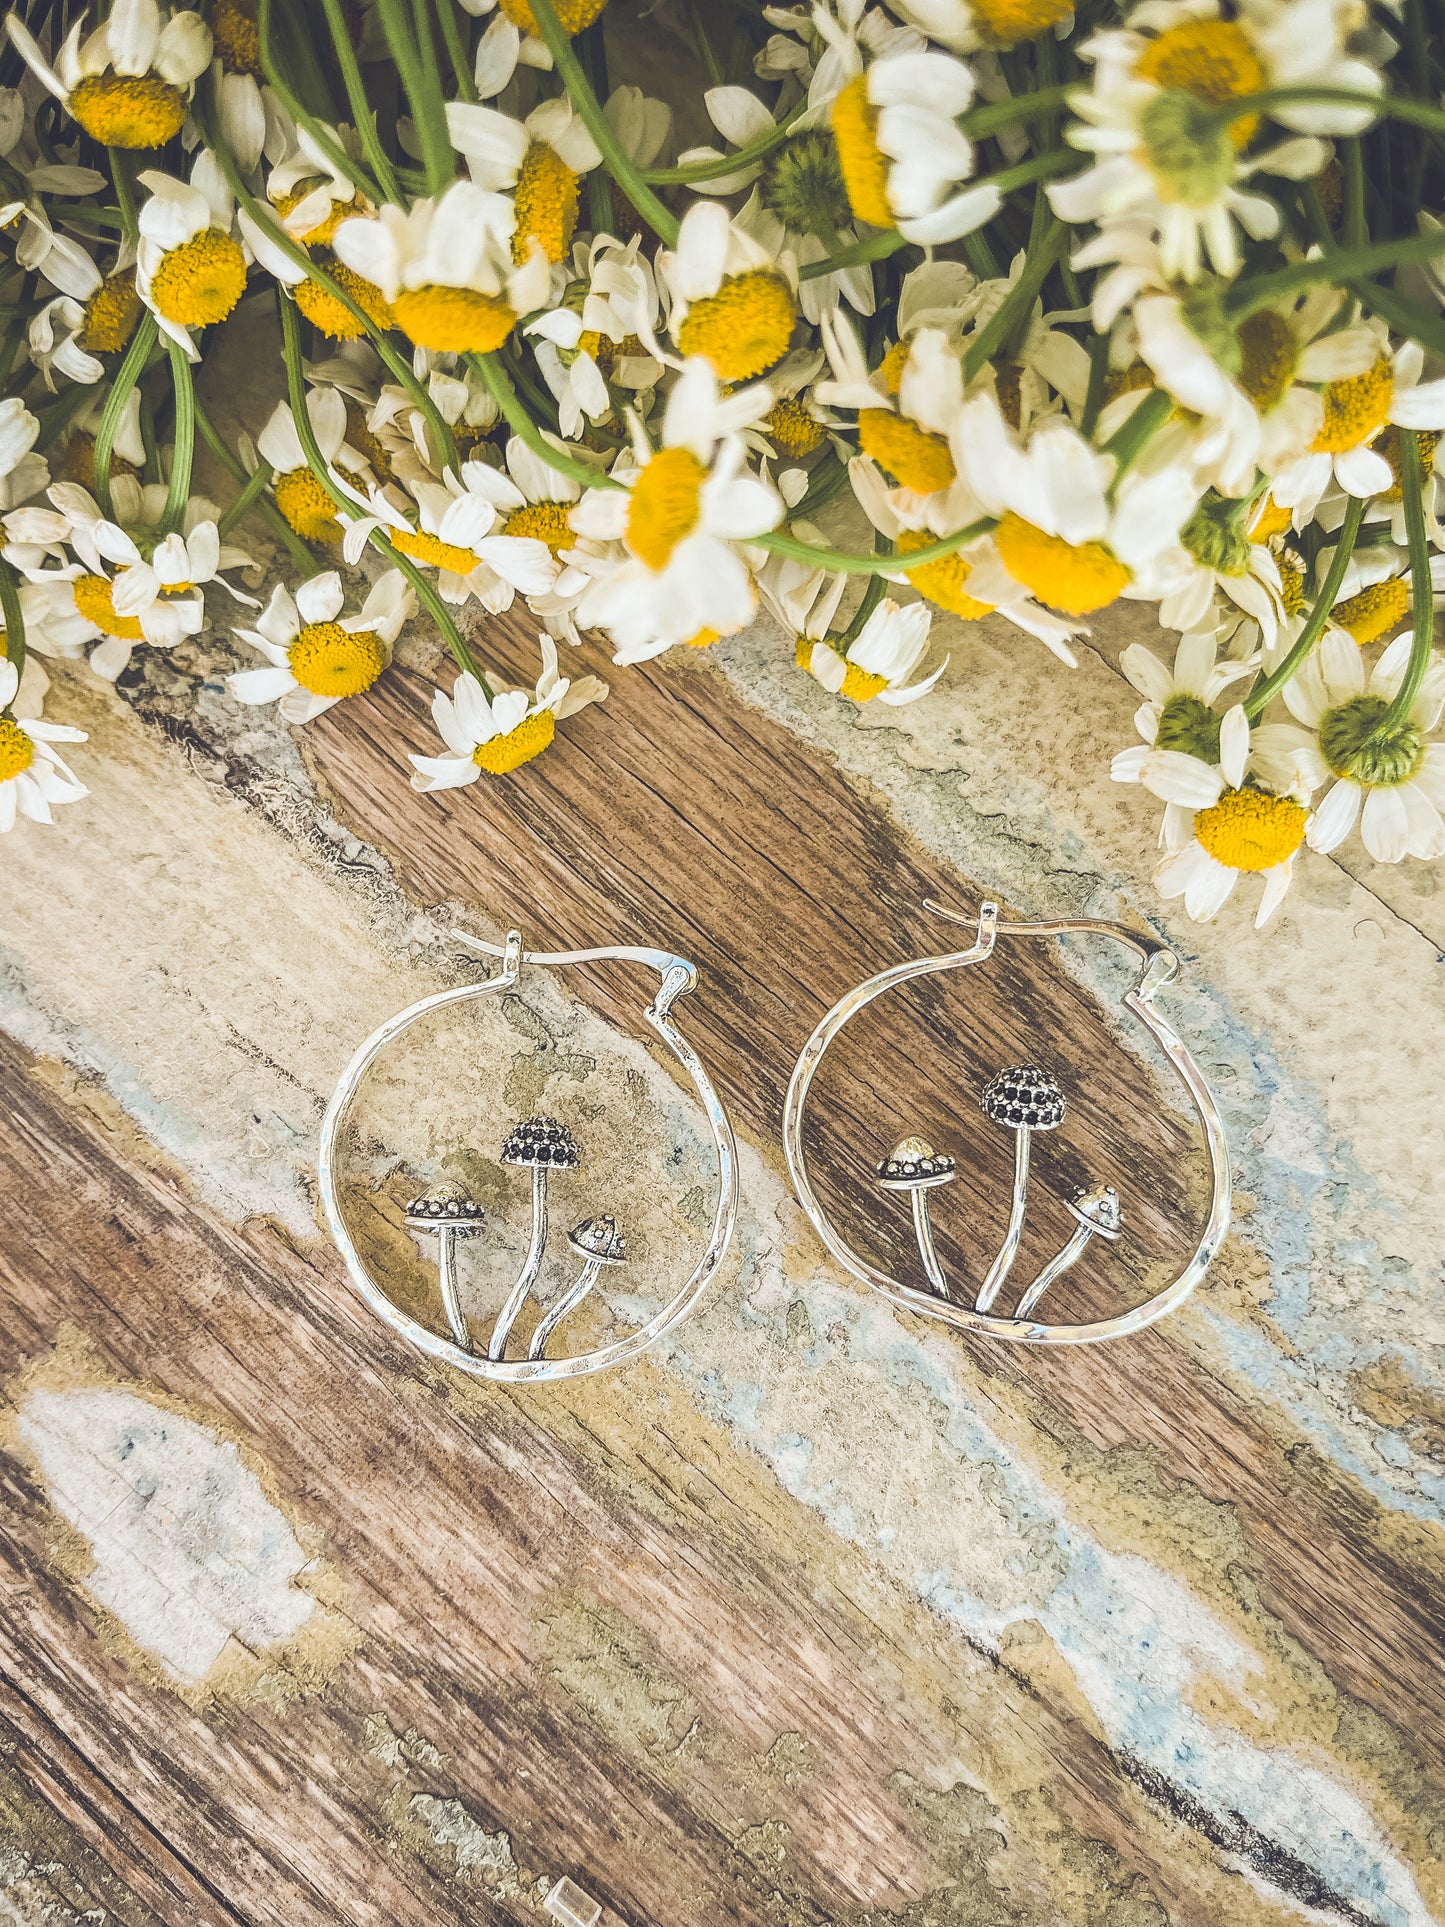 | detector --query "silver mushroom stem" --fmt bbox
[975,1127,1030,1313]
[1014,1183,1123,1321]
[489,1163,548,1362]
[911,1189,948,1294]
[528,1257,601,1361]
[436,1229,471,1349]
